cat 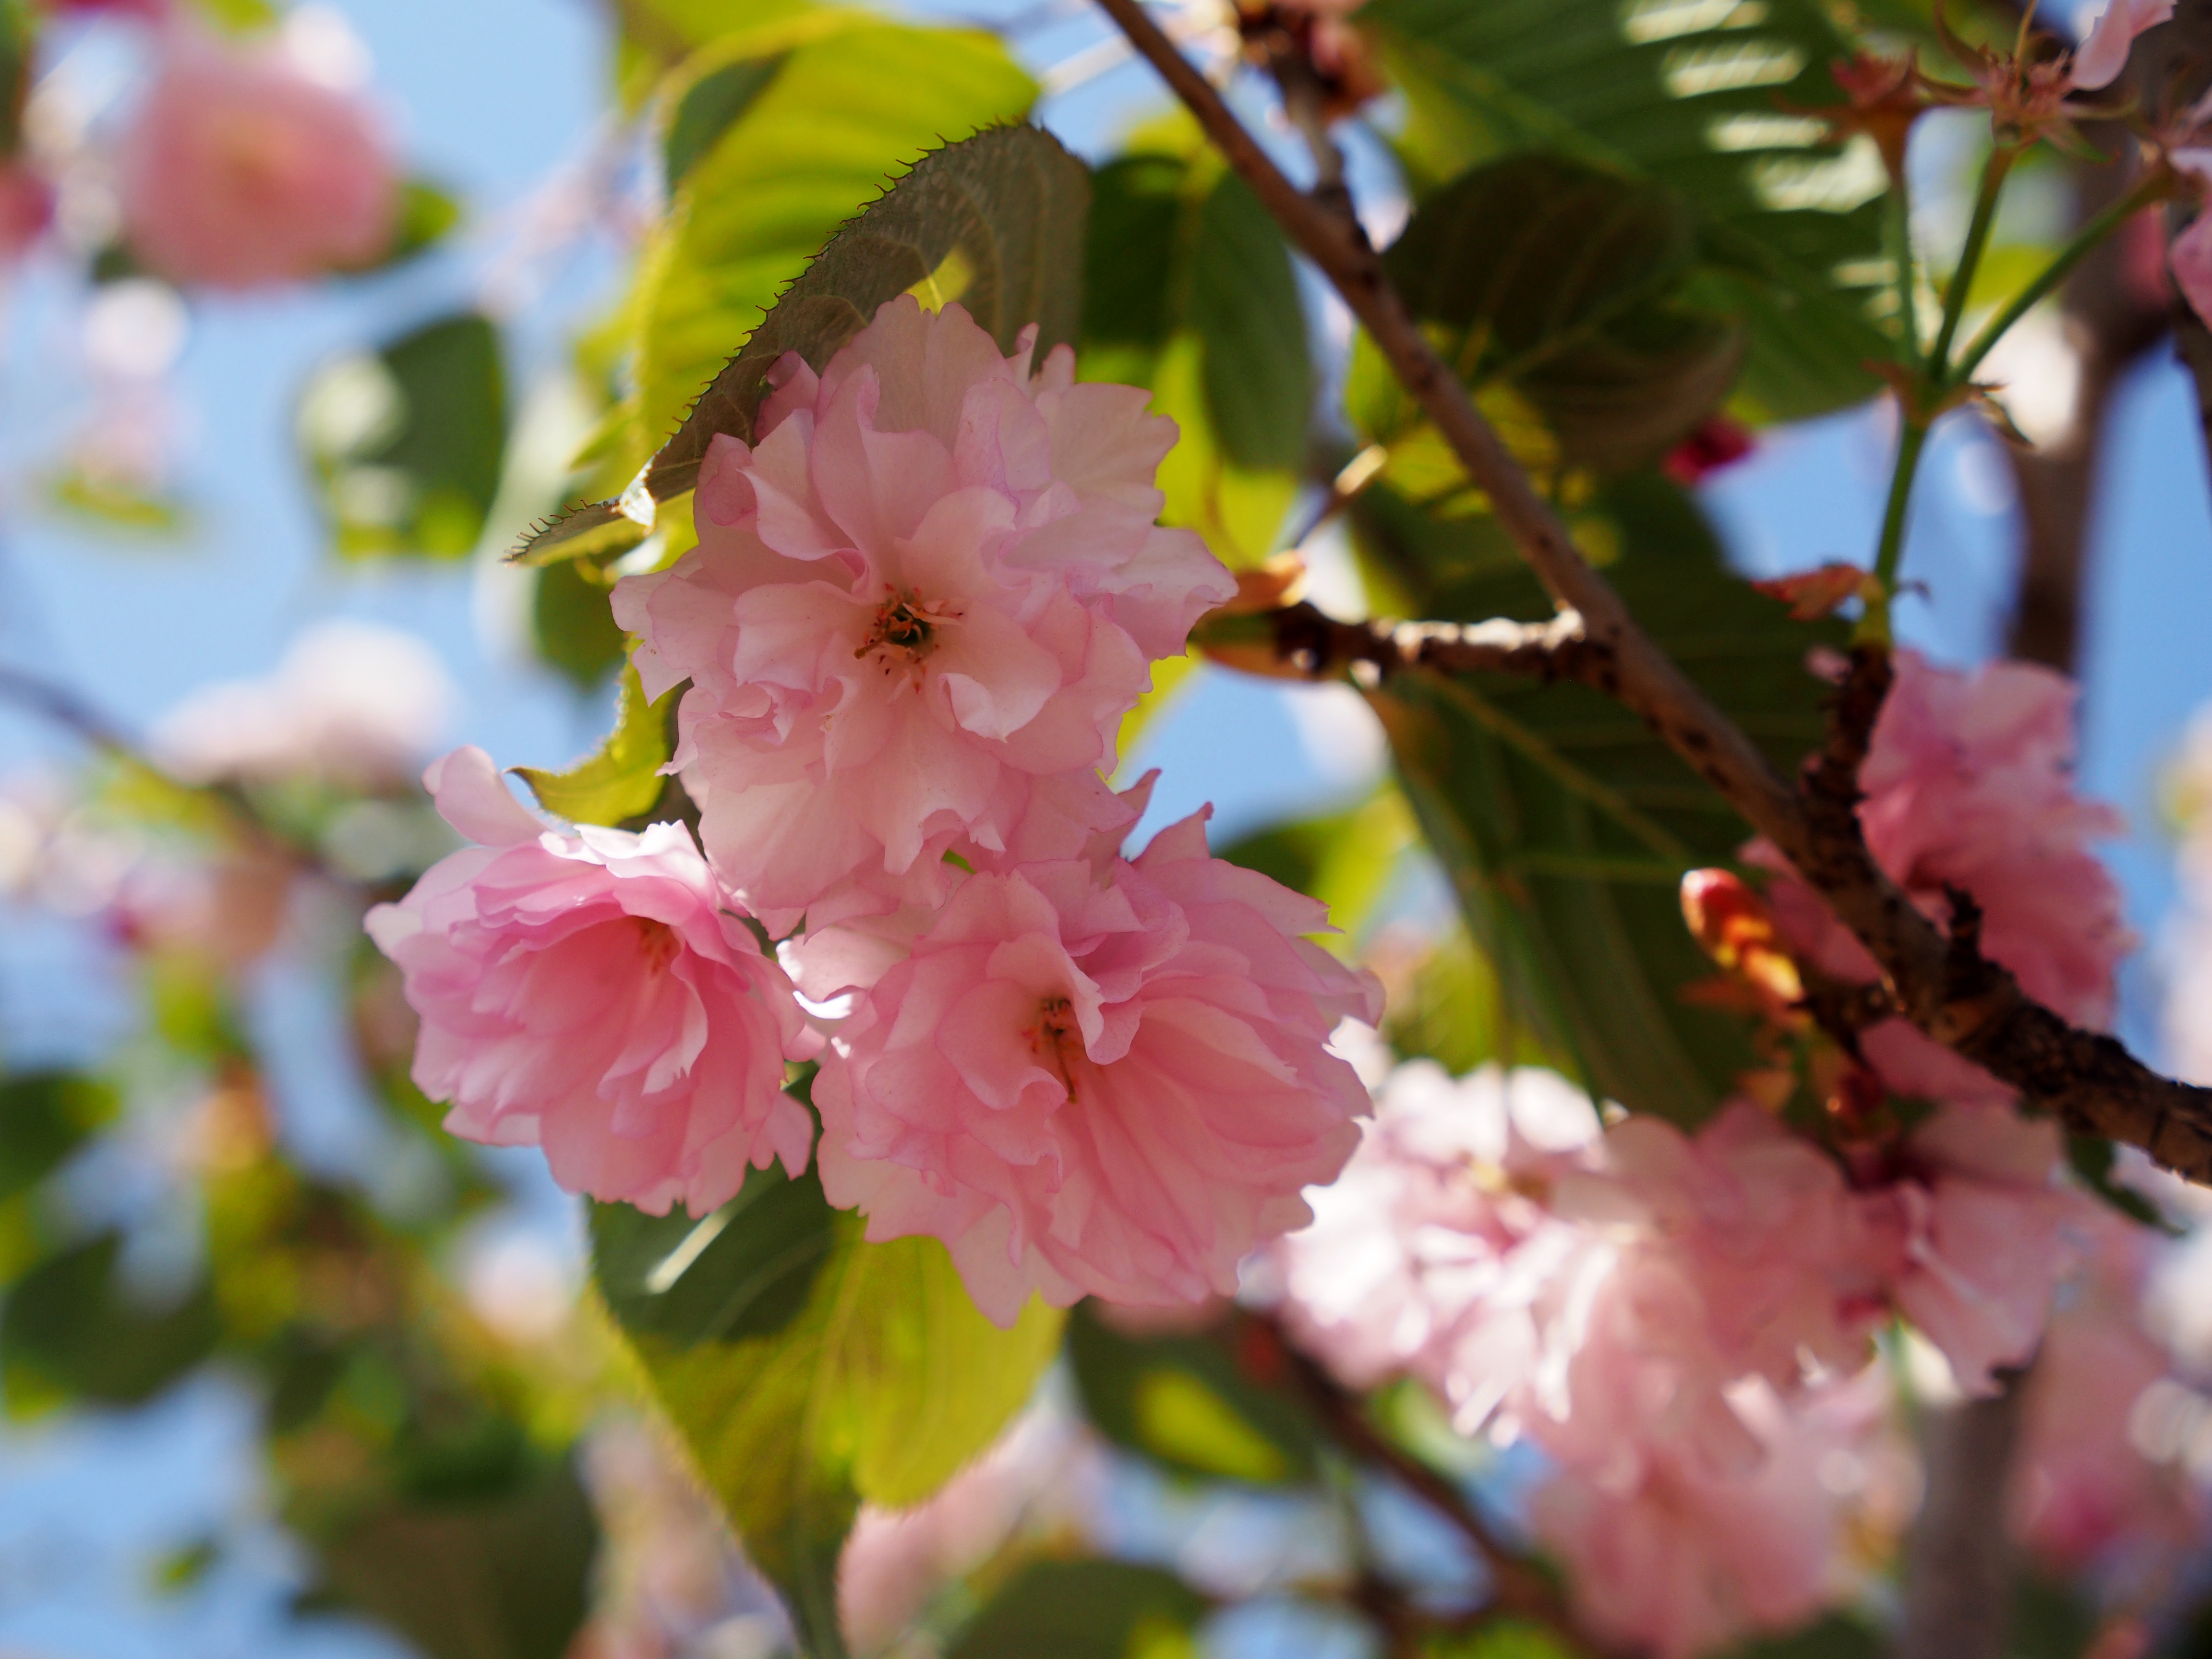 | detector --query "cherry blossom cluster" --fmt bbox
[1,2,400,286]
[370,297,1381,1322]
[1274,651,2143,1656]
